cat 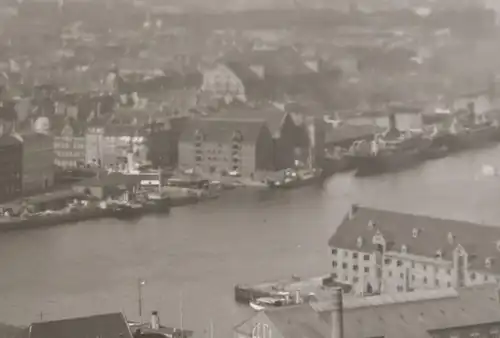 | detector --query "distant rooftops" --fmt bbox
[19,313,133,338]
[236,284,500,338]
